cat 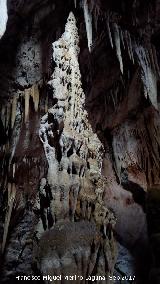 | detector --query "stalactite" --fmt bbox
[24,84,40,121]
[117,29,134,64]
[74,0,77,8]
[12,163,16,178]
[90,1,100,33]
[83,0,93,52]
[119,29,125,50]
[9,102,22,169]
[111,90,116,109]
[113,23,123,74]
[11,96,17,129]
[135,45,158,109]
[45,96,48,113]
[2,183,16,254]
[0,0,8,39]
[6,103,11,134]
[1,105,6,130]
[125,31,134,63]
[112,116,160,185]
[24,89,30,122]
[149,46,156,75]
[93,7,98,32]
[106,18,113,49]
[152,45,160,78]
[31,84,40,112]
